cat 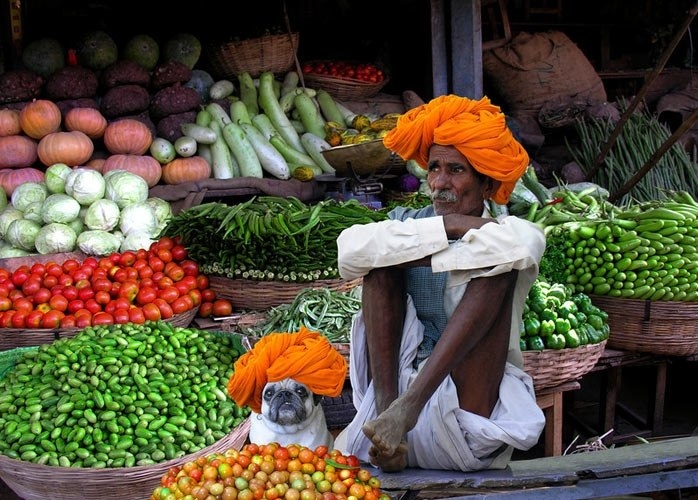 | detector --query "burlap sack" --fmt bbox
[484,31,607,122]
